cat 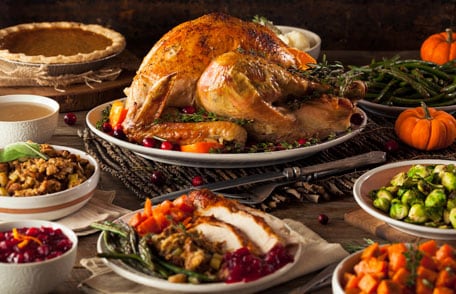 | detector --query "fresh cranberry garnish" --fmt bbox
[383,139,399,153]
[297,138,307,146]
[142,137,156,148]
[181,106,196,114]
[150,171,166,186]
[350,112,364,125]
[318,214,329,225]
[63,113,77,125]
[191,175,204,186]
[160,141,174,150]
[113,126,127,140]
[102,122,113,134]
